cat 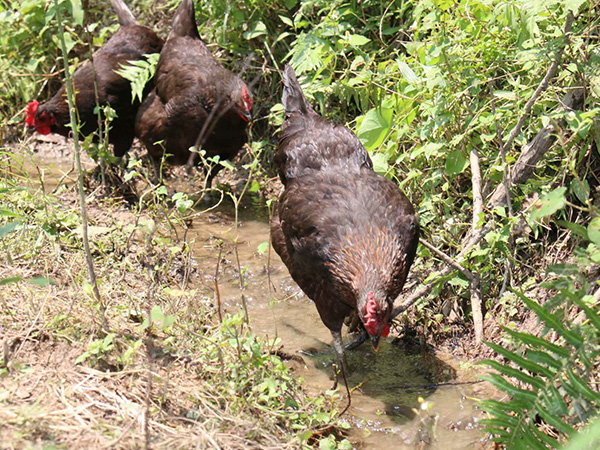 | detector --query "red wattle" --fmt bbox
[381,324,390,338]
